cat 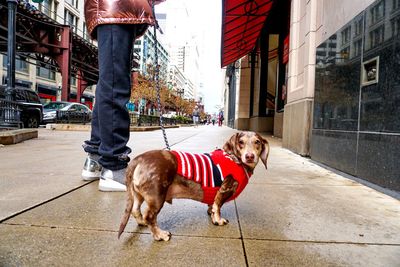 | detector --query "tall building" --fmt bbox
[133,28,169,82]
[156,0,200,100]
